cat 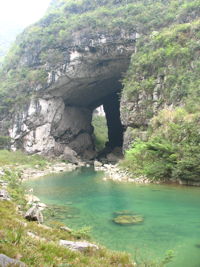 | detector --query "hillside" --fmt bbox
[0,25,22,64]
